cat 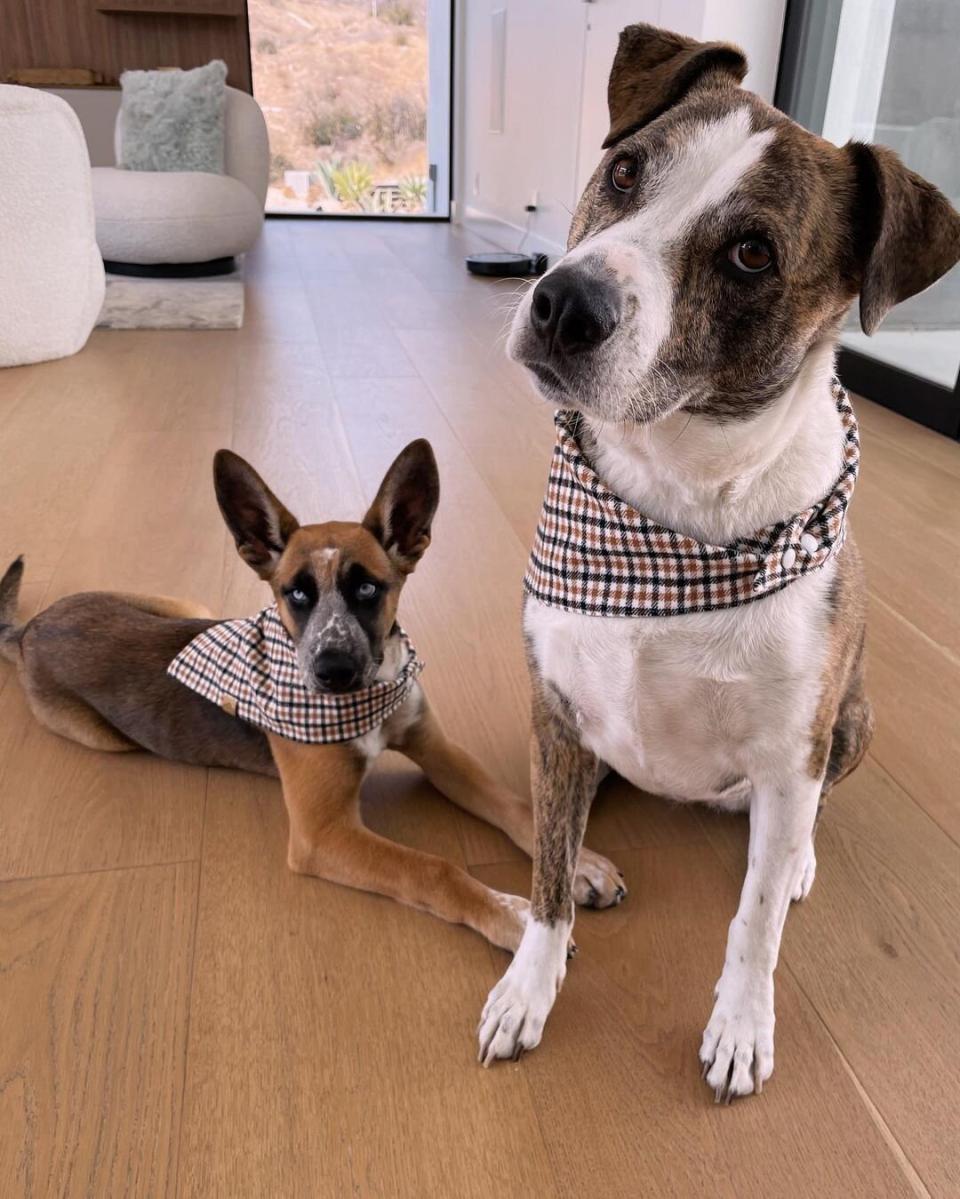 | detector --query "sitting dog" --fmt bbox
[478,22,960,1096]
[0,441,624,948]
